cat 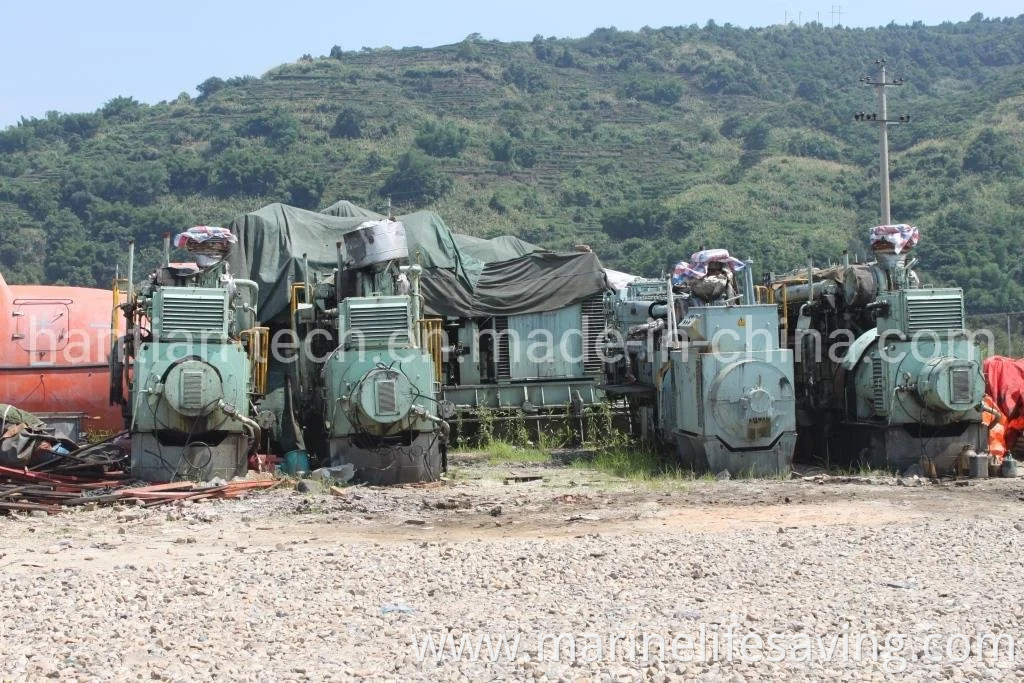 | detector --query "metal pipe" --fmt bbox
[232,278,259,333]
[218,400,262,450]
[405,264,423,347]
[336,241,344,290]
[778,281,833,305]
[163,233,171,267]
[843,250,850,268]
[665,276,676,349]
[232,278,259,295]
[127,240,135,302]
[411,406,451,445]
[232,278,259,318]
[742,259,755,306]
[628,318,666,337]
